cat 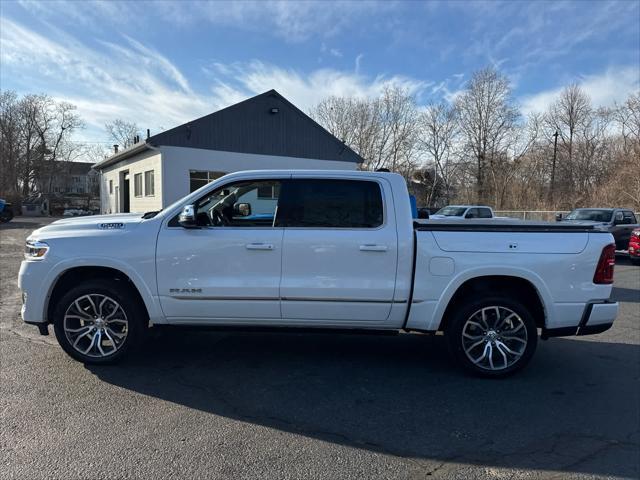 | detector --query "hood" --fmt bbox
[29,213,144,240]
